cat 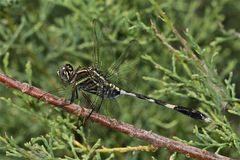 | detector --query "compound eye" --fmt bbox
[65,64,73,71]
[57,67,67,80]
[63,71,69,80]
[57,64,74,83]
[59,70,69,82]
